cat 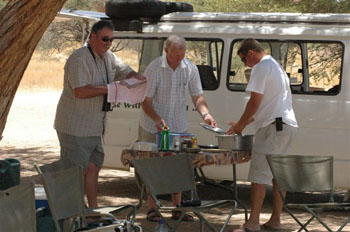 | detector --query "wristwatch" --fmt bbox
[202,113,210,119]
